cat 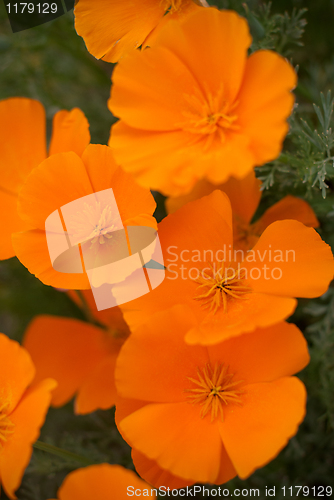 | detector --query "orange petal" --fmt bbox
[243,220,334,298]
[17,152,94,230]
[0,98,46,194]
[116,306,207,403]
[132,449,195,489]
[110,46,202,131]
[121,191,233,331]
[68,289,131,333]
[109,121,210,196]
[237,50,297,165]
[75,355,119,414]
[185,293,297,345]
[0,378,56,499]
[55,463,155,500]
[219,377,306,478]
[207,321,309,385]
[0,333,35,414]
[166,171,261,223]
[214,445,237,485]
[218,171,262,224]
[49,108,90,157]
[166,178,222,215]
[143,0,200,49]
[74,0,165,62]
[154,8,252,104]
[0,189,29,260]
[80,145,156,224]
[254,195,319,232]
[12,229,91,290]
[119,402,222,483]
[23,316,110,407]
